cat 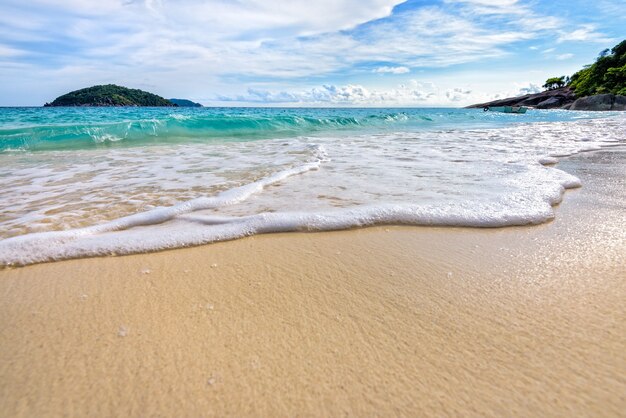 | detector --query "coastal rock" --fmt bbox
[536,97,563,109]
[613,95,626,111]
[469,89,626,111]
[569,94,626,111]
[518,96,546,106]
[467,87,576,110]
[570,94,614,111]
